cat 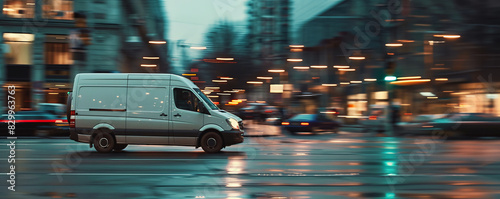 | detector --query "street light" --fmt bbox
[216,58,234,61]
[141,64,157,67]
[190,46,207,50]
[268,69,285,73]
[149,41,167,44]
[334,65,350,69]
[349,56,365,60]
[287,58,303,62]
[247,81,263,84]
[434,35,461,39]
[293,66,309,70]
[143,56,160,60]
[257,77,273,80]
[397,76,421,80]
[385,43,403,47]
[310,65,328,69]
[289,45,304,48]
